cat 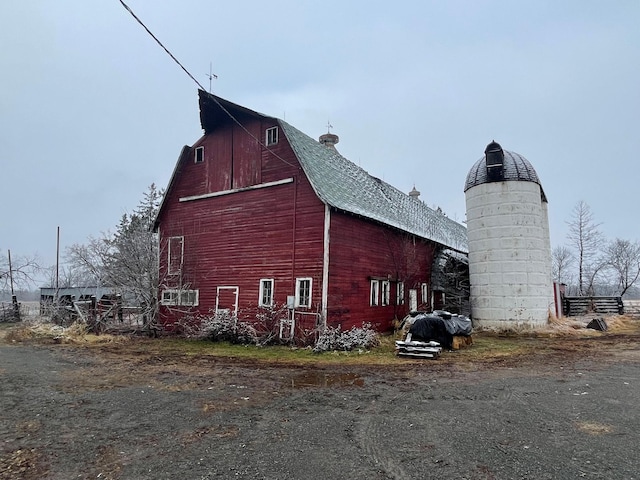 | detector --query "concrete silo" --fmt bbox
[464,141,553,328]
